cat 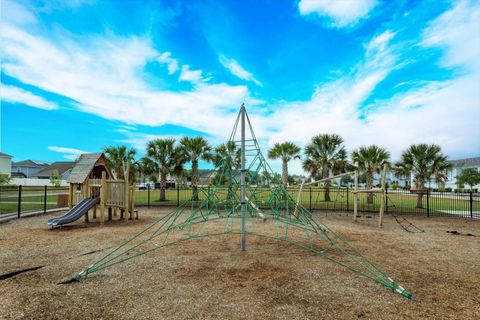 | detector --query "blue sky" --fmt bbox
[1,0,479,173]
